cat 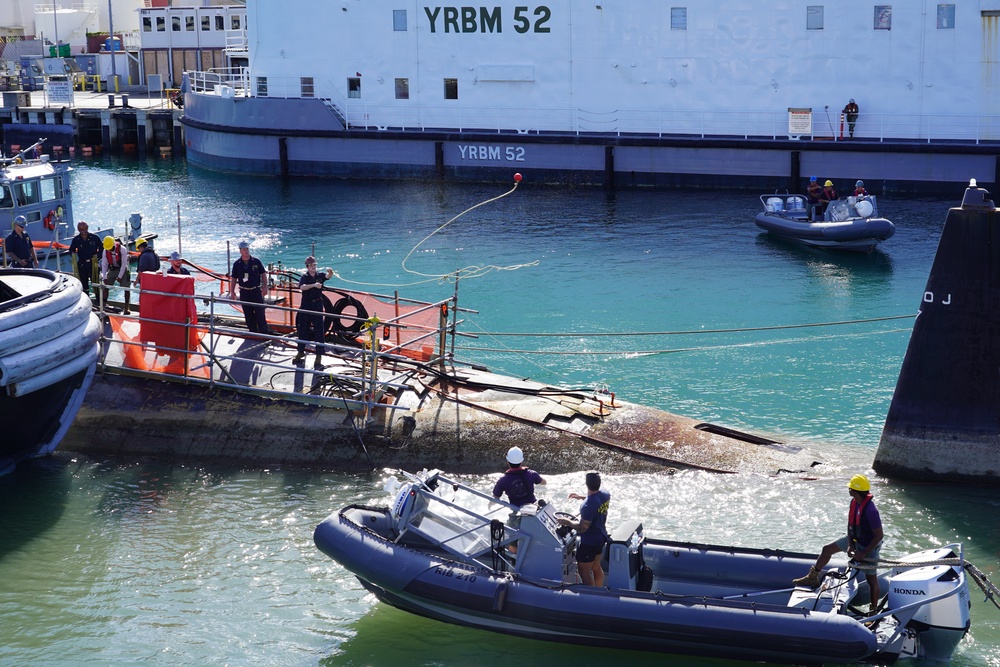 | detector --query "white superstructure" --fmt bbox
[227,0,1000,140]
